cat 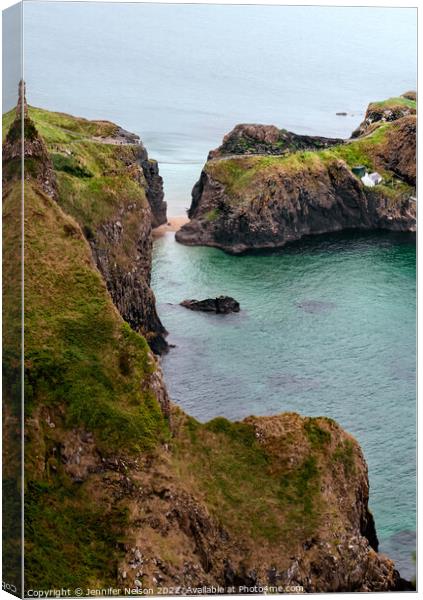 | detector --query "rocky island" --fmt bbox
[181,296,240,313]
[176,94,416,254]
[2,87,412,593]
